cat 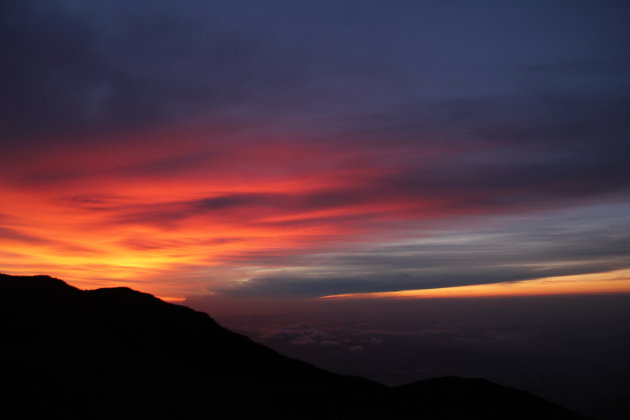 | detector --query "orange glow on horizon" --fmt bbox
[320,269,630,300]
[157,296,187,303]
